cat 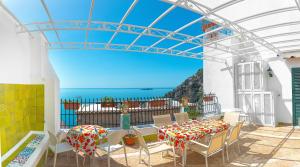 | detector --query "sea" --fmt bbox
[60,88,173,99]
